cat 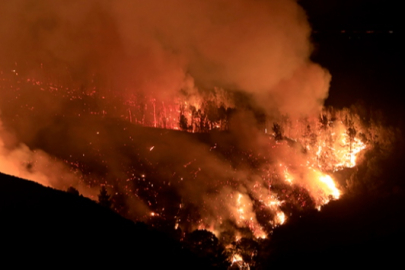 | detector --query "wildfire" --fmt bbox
[0,65,373,268]
[0,1,394,268]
